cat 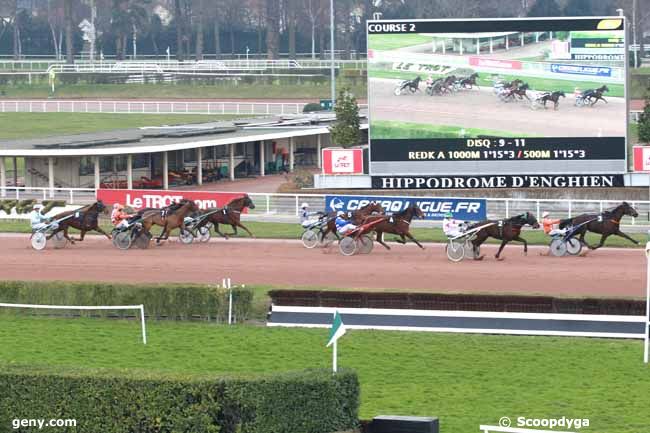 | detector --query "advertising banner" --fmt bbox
[633,146,650,172]
[372,175,625,189]
[322,148,364,175]
[96,189,246,211]
[325,194,487,220]
[550,63,612,77]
